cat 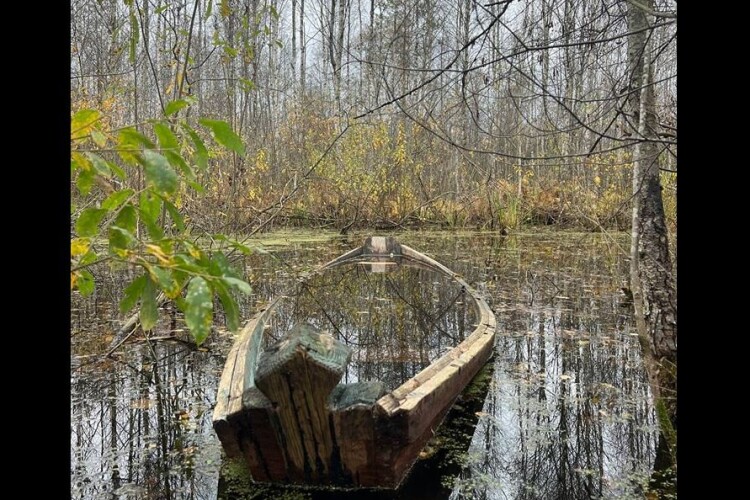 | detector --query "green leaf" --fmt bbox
[153,238,175,255]
[183,241,209,265]
[188,179,205,193]
[205,0,213,17]
[120,127,155,149]
[139,277,159,331]
[214,280,240,332]
[239,78,255,92]
[147,265,181,298]
[229,240,252,255]
[212,234,252,254]
[102,189,134,211]
[165,99,190,117]
[91,130,108,148]
[79,249,99,266]
[139,191,164,239]
[109,226,136,253]
[185,126,208,170]
[72,109,100,131]
[171,269,190,290]
[118,127,153,165]
[139,192,161,224]
[154,122,179,150]
[76,208,108,237]
[209,251,240,278]
[185,277,213,345]
[114,203,138,233]
[155,121,193,177]
[108,161,126,180]
[199,119,246,157]
[72,152,92,171]
[164,150,194,179]
[142,219,164,241]
[86,153,112,178]
[223,45,238,58]
[141,217,164,241]
[140,150,179,195]
[163,199,185,232]
[172,254,204,274]
[76,169,95,196]
[77,270,96,297]
[221,276,252,295]
[120,274,147,313]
